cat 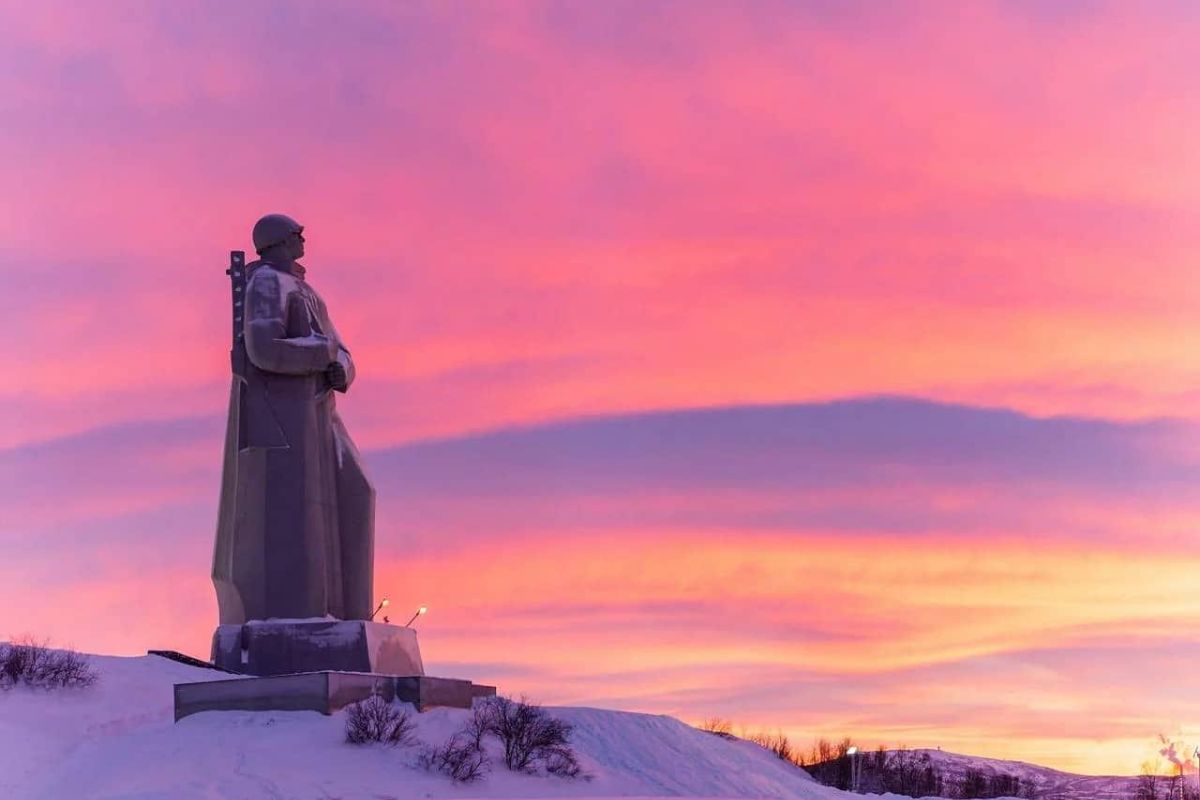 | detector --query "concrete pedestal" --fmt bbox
[211,620,424,677]
[174,619,493,722]
[174,671,497,721]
